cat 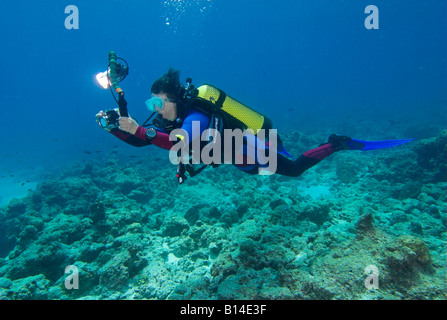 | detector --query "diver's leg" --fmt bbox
[234,152,325,177]
[274,147,331,177]
[234,134,352,177]
[274,134,352,177]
